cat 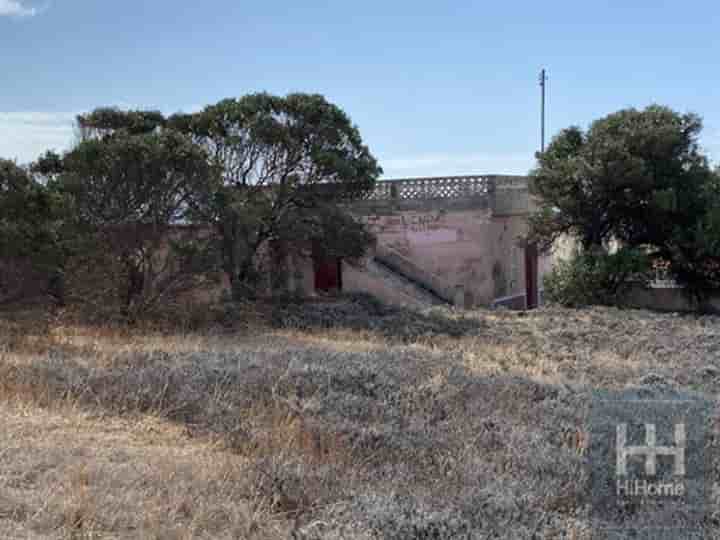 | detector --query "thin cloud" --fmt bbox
[0,0,39,17]
[0,112,77,164]
[380,152,536,179]
[0,105,202,164]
